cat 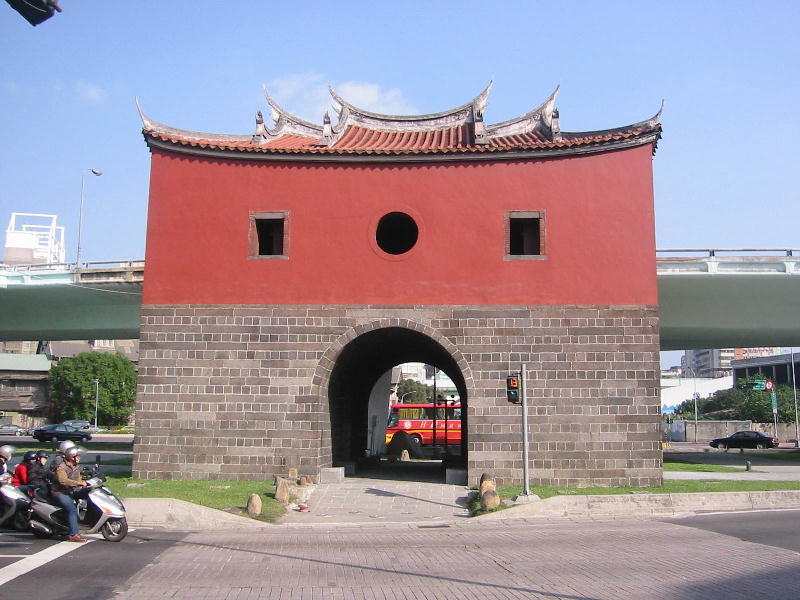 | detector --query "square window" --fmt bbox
[506,211,545,259]
[249,212,288,259]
